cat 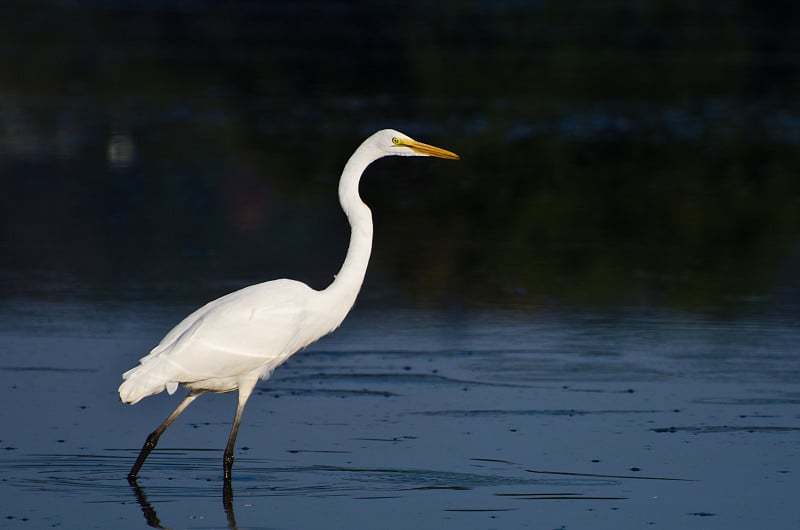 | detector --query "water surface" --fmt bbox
[1,300,798,528]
